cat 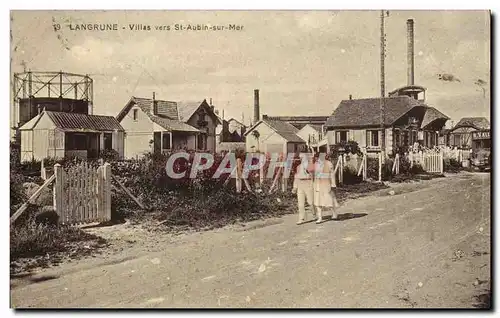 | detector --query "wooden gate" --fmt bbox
[408,151,443,174]
[423,152,444,173]
[53,162,112,225]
